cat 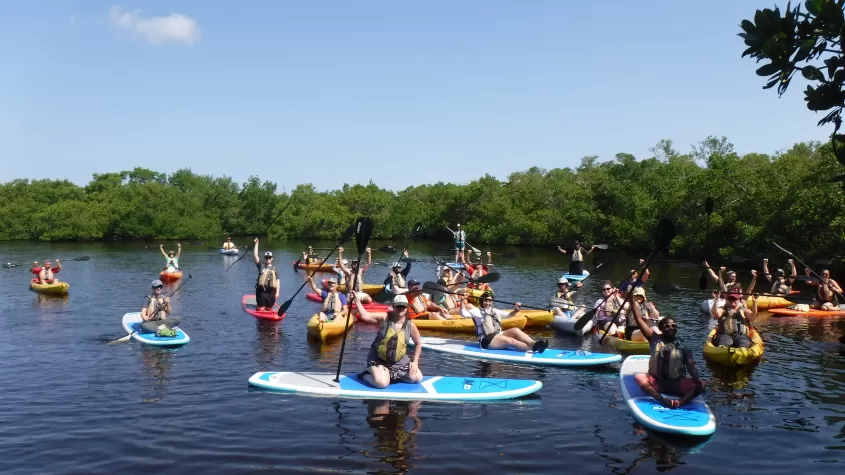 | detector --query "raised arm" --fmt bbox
[631,297,654,339]
[557,246,567,255]
[704,260,719,283]
[746,270,757,295]
[159,244,168,258]
[762,259,773,283]
[711,292,724,319]
[362,247,372,273]
[787,259,797,284]
[176,243,182,258]
[253,238,260,265]
[486,251,492,265]
[307,275,320,294]
[717,267,728,292]
[400,250,411,277]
